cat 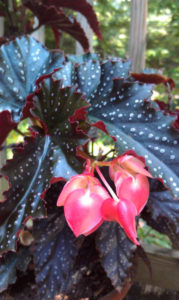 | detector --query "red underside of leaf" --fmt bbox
[173,114,179,131]
[69,106,89,124]
[92,120,116,142]
[45,0,102,39]
[23,2,89,51]
[155,100,179,132]
[131,73,175,90]
[0,111,17,146]
[52,27,62,49]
